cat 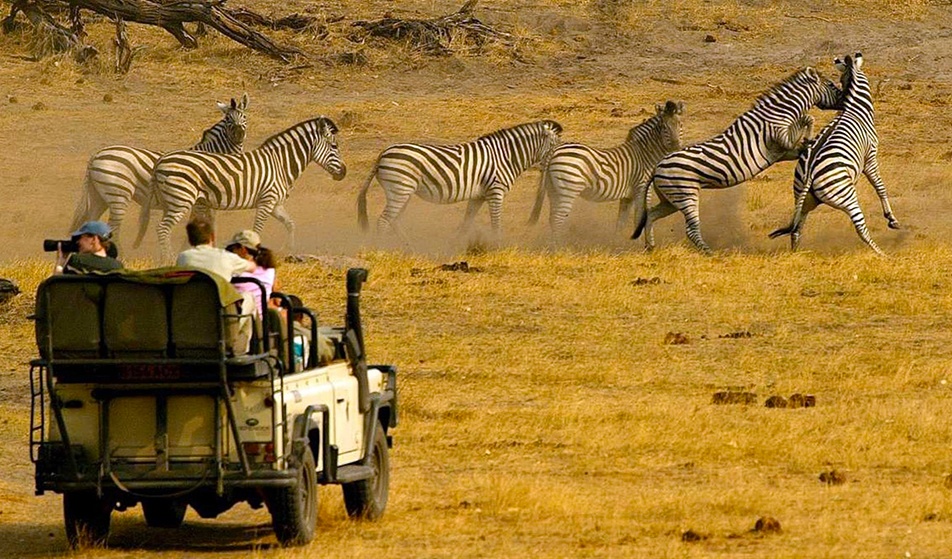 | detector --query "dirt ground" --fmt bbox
[1,0,952,555]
